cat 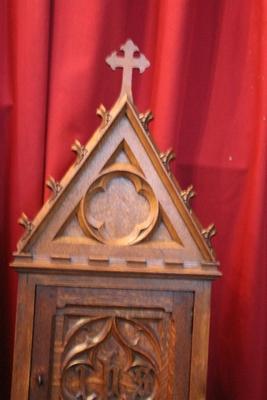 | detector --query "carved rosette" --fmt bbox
[60,316,161,399]
[77,164,159,246]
